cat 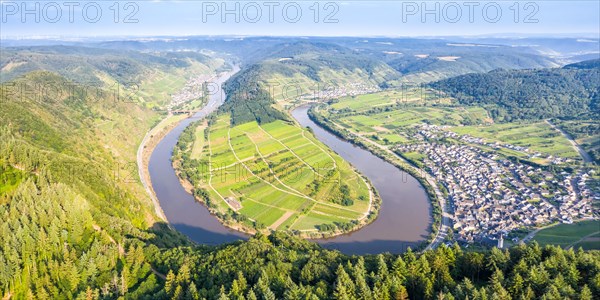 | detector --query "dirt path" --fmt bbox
[150,267,167,280]
[566,231,600,249]
[522,223,559,243]
[92,224,125,255]
[237,127,315,198]
[270,211,295,230]
[257,126,334,176]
